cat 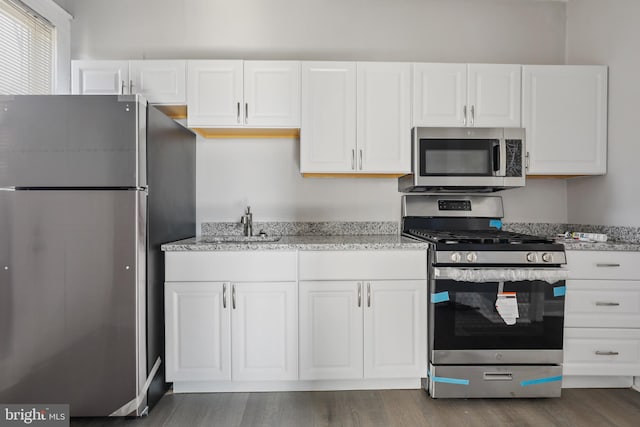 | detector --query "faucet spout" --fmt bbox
[240,206,253,236]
